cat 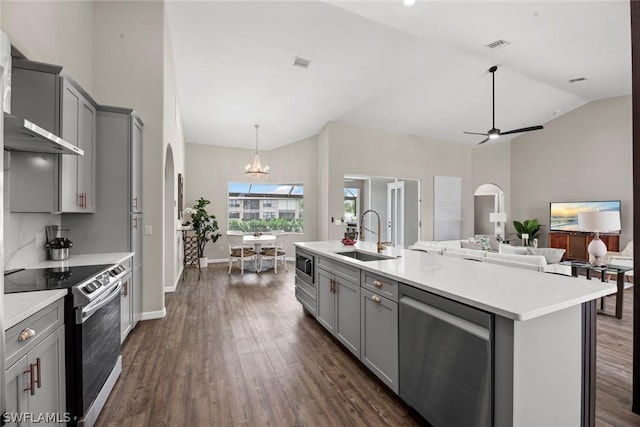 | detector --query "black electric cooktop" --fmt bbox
[4,264,112,294]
